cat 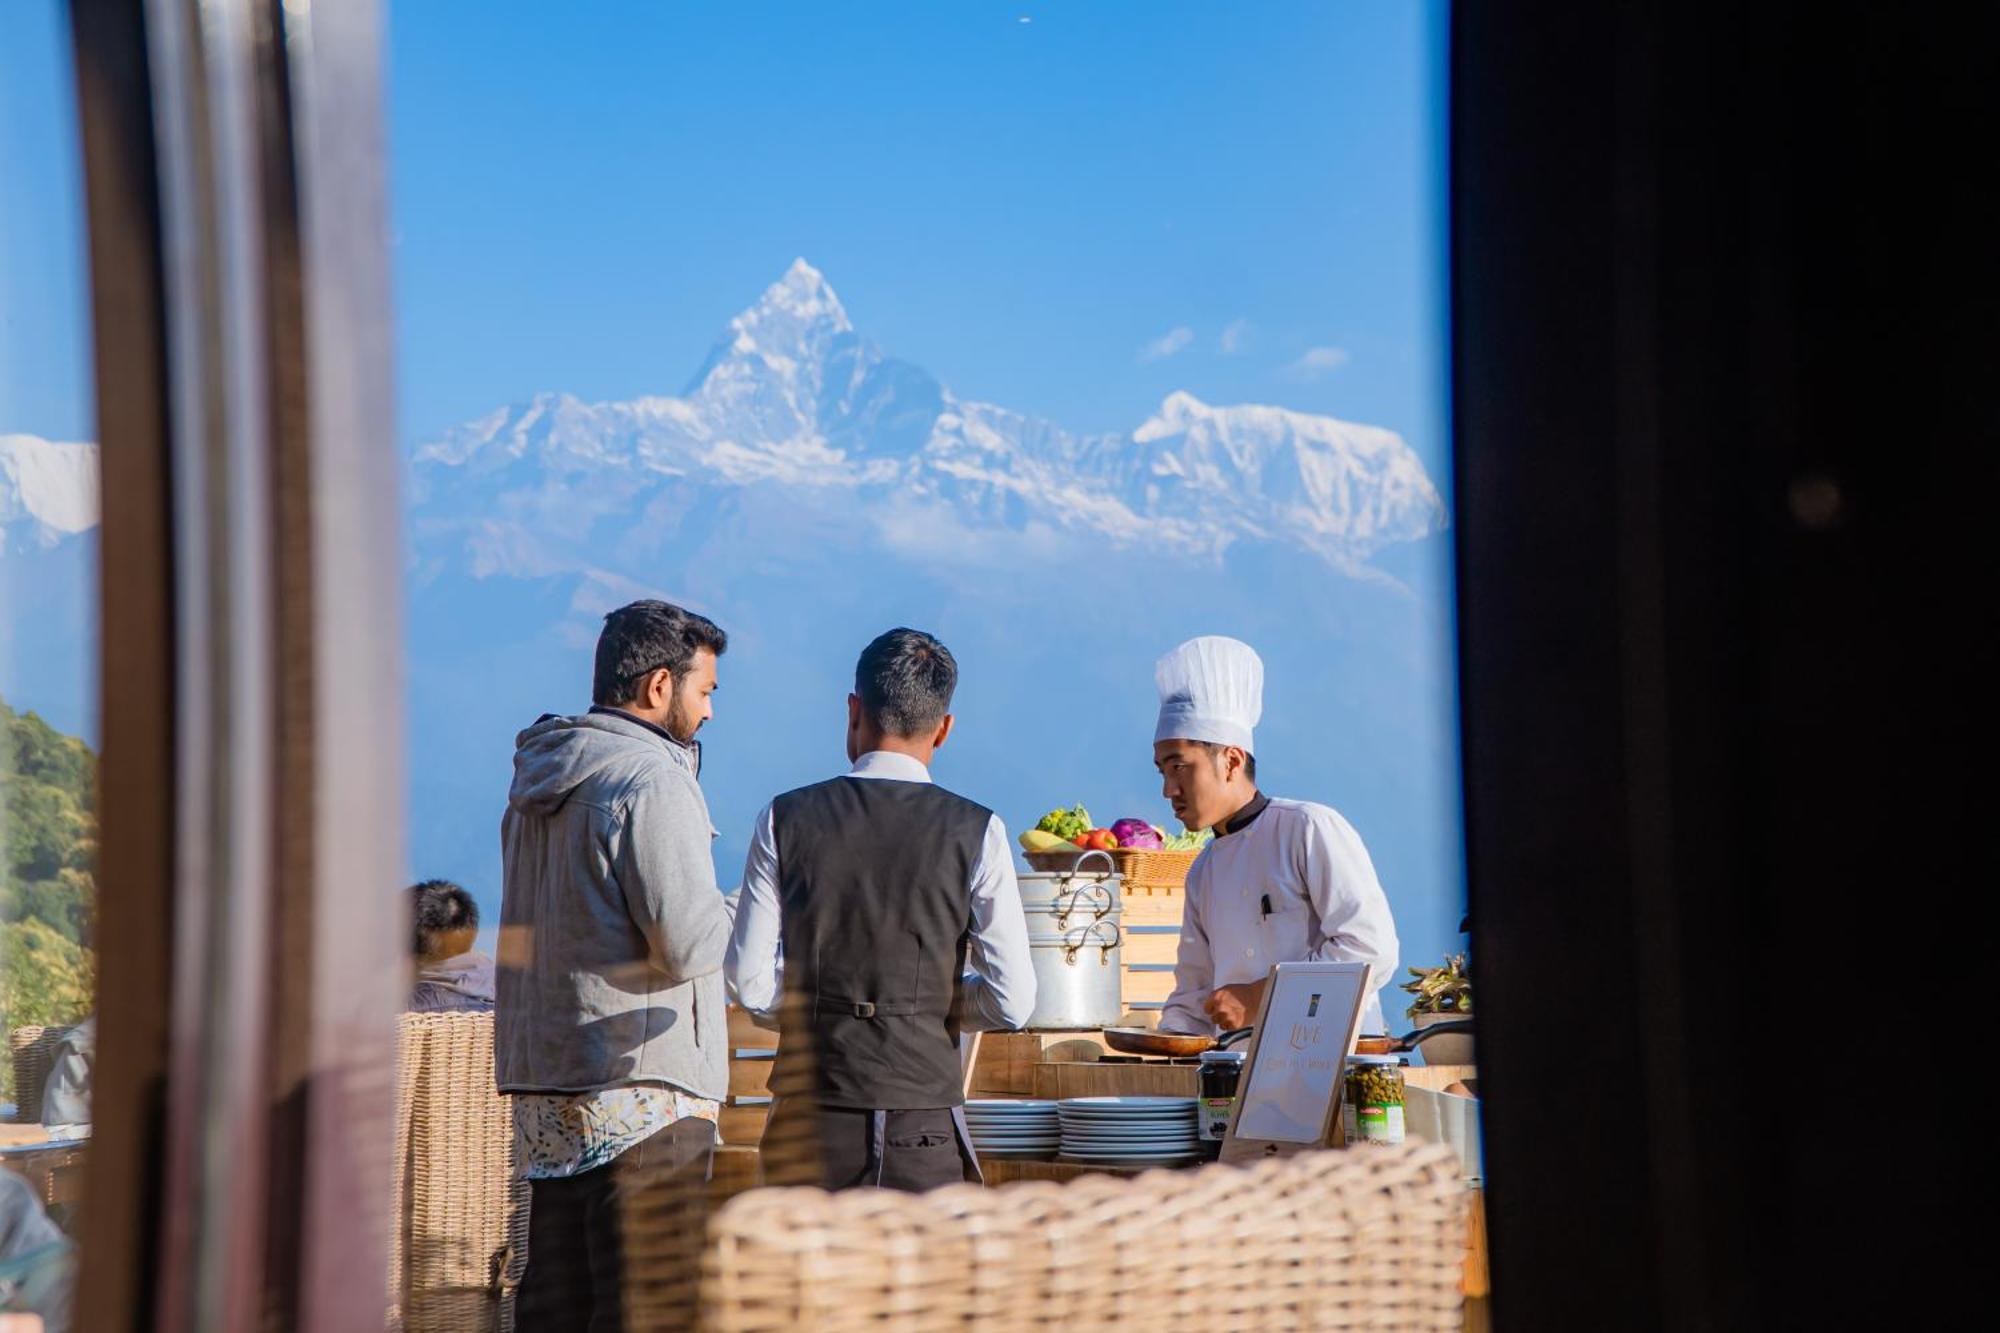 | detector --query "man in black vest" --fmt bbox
[726,628,1037,1190]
